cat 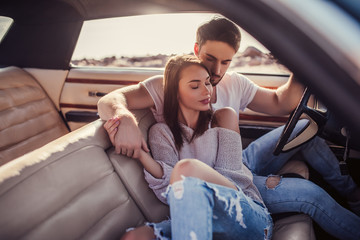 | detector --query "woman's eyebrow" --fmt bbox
[188,79,201,83]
